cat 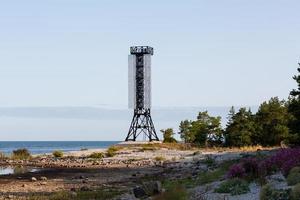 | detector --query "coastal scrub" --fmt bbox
[12,148,31,160]
[53,150,64,158]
